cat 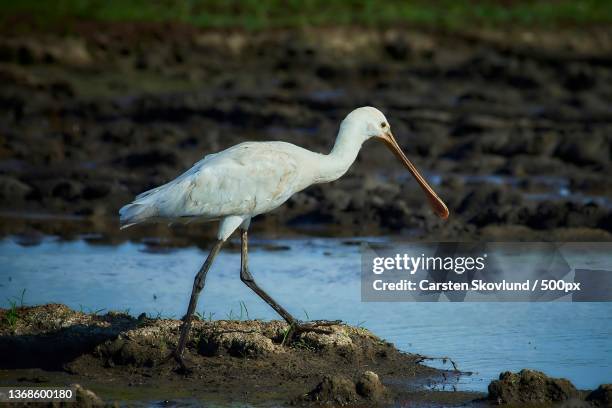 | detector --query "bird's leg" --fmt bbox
[239,229,297,324]
[174,239,224,369]
[239,229,341,344]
